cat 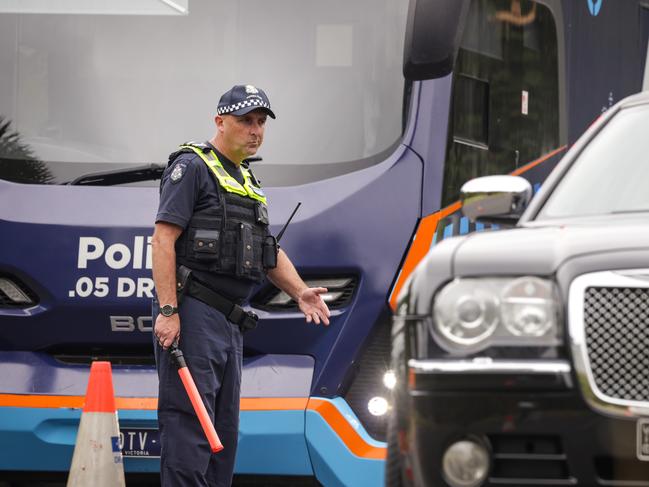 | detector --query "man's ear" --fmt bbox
[215,115,224,132]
